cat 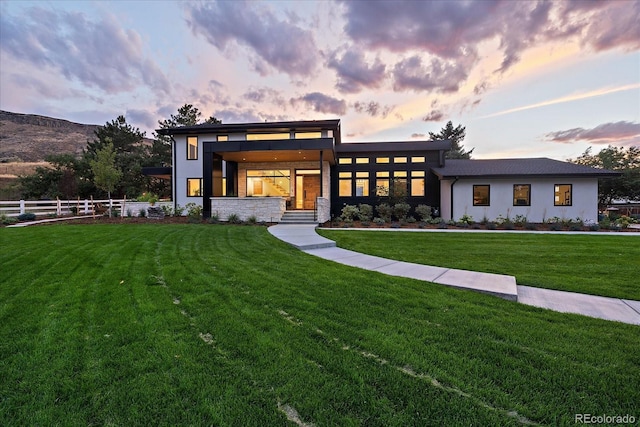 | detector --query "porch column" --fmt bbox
[319,150,323,197]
